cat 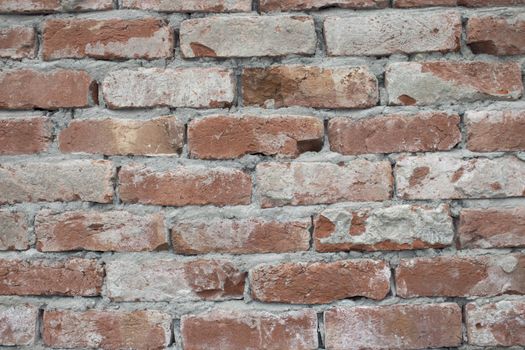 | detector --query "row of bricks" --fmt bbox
[2,12,524,60]
[1,110,524,157]
[1,205,524,252]
[0,62,523,110]
[2,300,524,348]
